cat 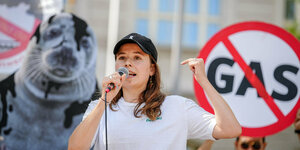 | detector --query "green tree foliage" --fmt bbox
[286,21,300,40]
[285,0,300,40]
